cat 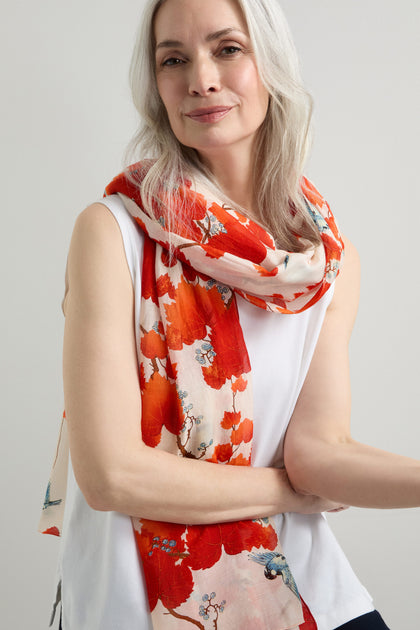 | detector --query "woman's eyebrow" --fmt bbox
[155,27,246,50]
